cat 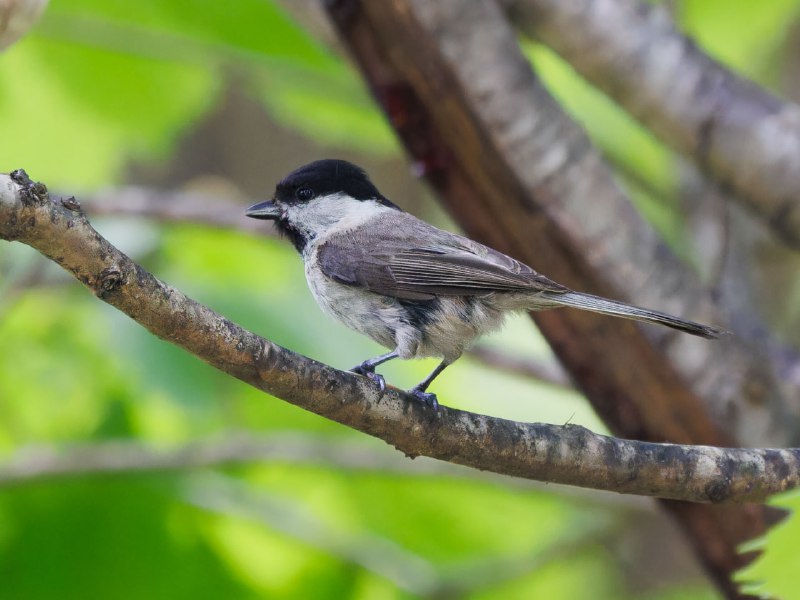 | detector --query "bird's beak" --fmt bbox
[245,200,282,220]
